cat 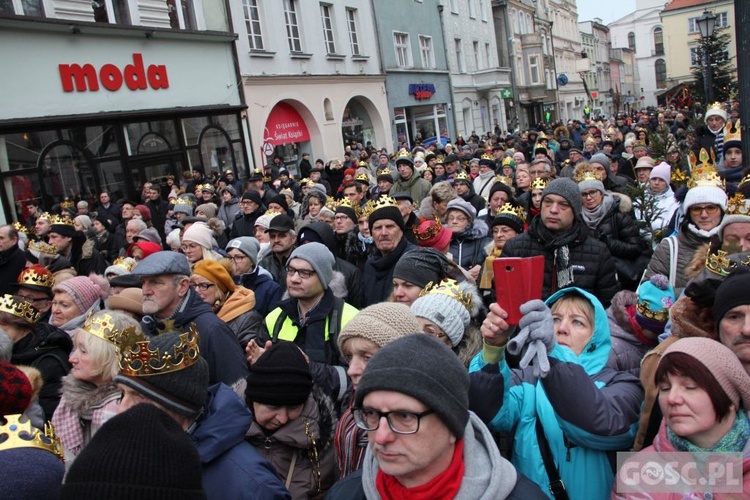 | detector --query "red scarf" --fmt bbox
[376,439,464,500]
[626,305,658,347]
